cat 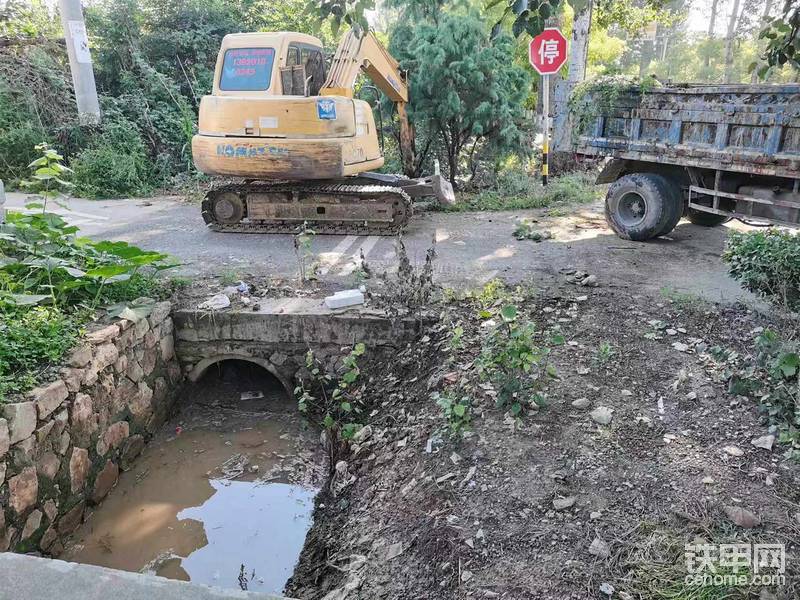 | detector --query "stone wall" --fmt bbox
[0,301,182,555]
